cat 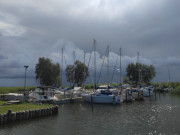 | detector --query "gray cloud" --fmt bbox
[0,0,180,86]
